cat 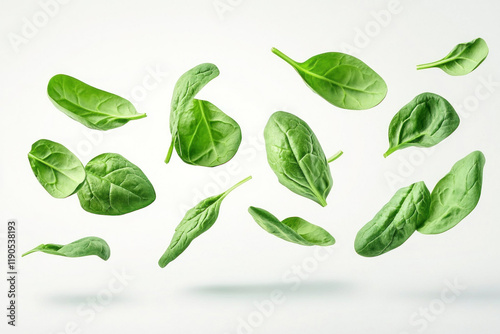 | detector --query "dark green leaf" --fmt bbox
[418,151,485,234]
[47,74,146,130]
[264,111,340,206]
[417,38,489,76]
[248,206,335,246]
[28,139,85,198]
[166,63,241,167]
[174,99,241,166]
[77,153,156,215]
[355,182,430,257]
[272,48,387,110]
[158,176,251,268]
[384,93,460,157]
[22,237,110,261]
